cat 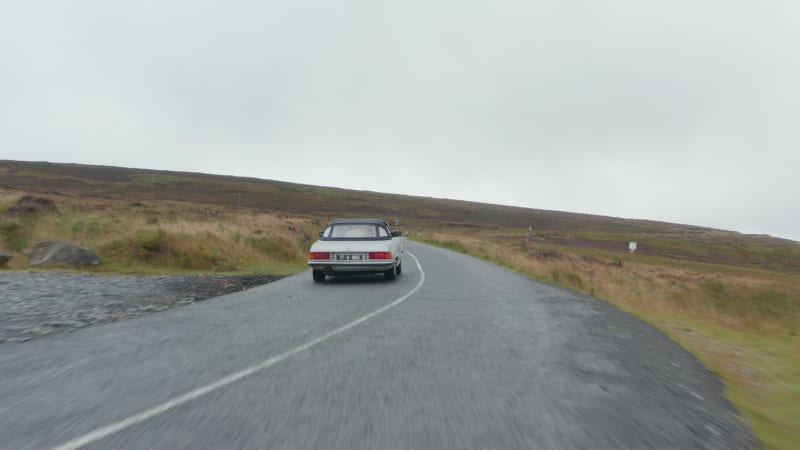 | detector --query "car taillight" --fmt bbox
[309,252,331,260]
[368,251,393,260]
